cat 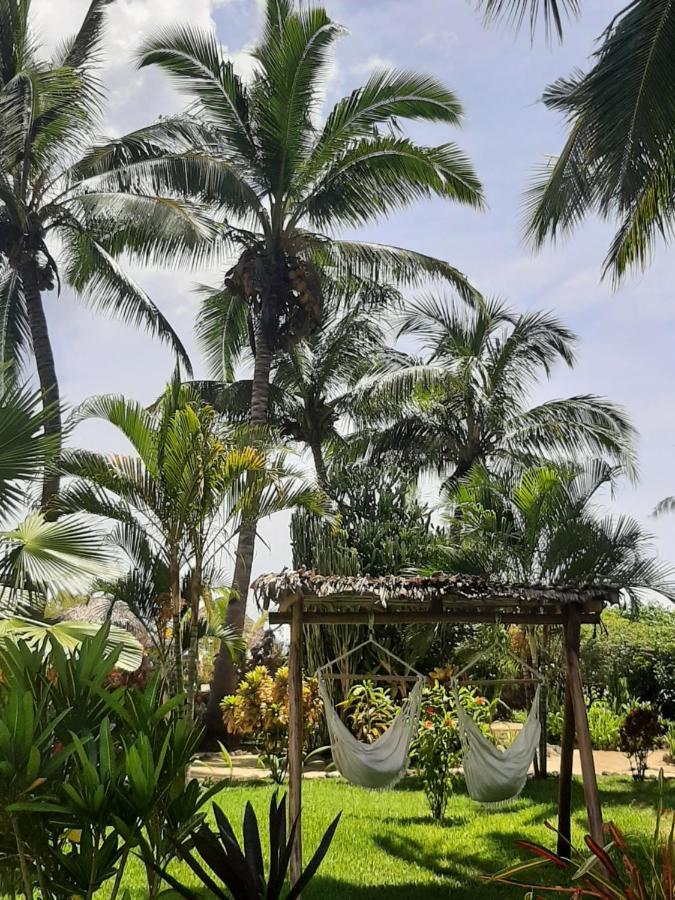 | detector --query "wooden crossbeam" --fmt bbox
[269,610,600,626]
